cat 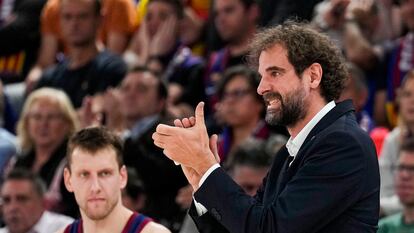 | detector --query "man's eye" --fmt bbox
[80,172,89,178]
[99,171,111,177]
[271,71,280,77]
